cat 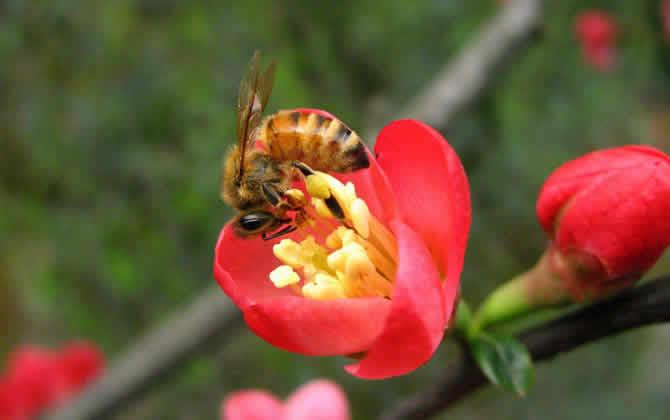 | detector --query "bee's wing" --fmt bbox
[236,51,276,180]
